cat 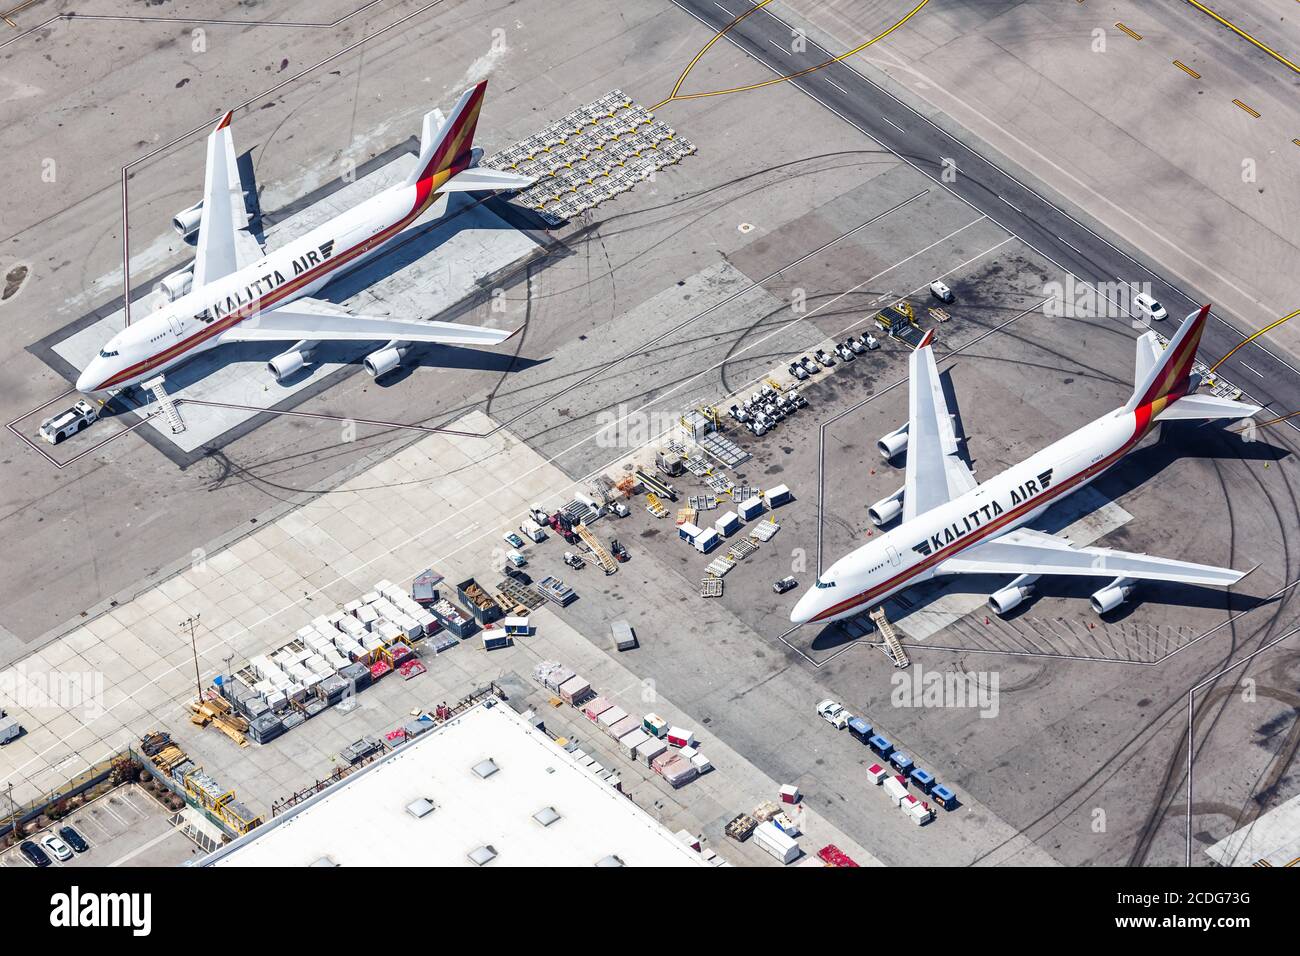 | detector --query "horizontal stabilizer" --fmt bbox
[1153,393,1261,422]
[441,167,535,193]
